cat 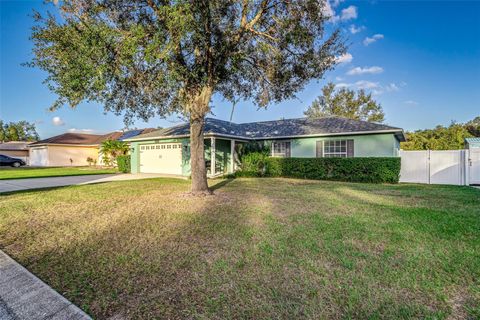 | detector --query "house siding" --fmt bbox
[130,137,233,176]
[287,133,399,157]
[129,133,399,174]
